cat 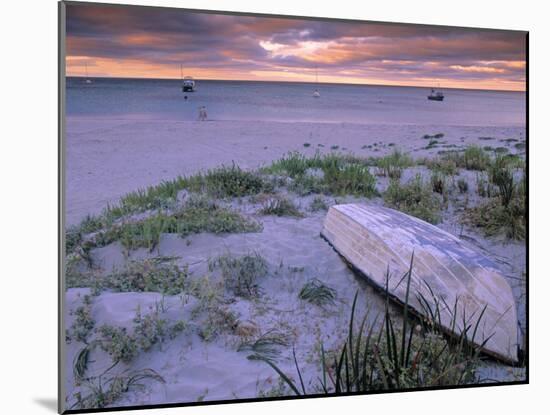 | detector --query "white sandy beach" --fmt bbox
[66,117,525,225]
[64,116,527,409]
